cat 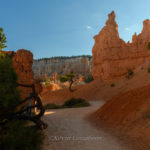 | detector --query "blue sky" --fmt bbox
[0,0,150,59]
